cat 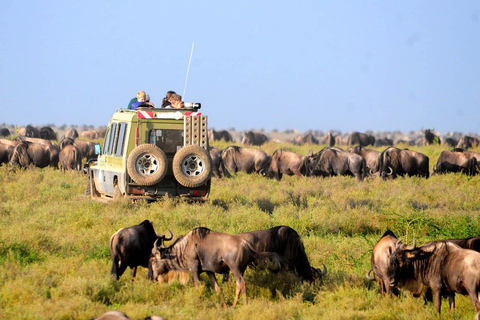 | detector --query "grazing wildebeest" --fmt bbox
[63,128,79,140]
[237,226,326,282]
[149,227,285,307]
[39,126,57,140]
[209,147,230,178]
[9,140,59,168]
[323,132,336,147]
[0,128,11,137]
[221,146,270,175]
[208,129,233,143]
[377,147,429,179]
[457,136,480,150]
[265,149,307,181]
[241,131,269,146]
[80,130,99,140]
[444,236,480,252]
[306,147,366,181]
[110,220,172,280]
[292,133,319,145]
[346,146,380,175]
[59,138,82,171]
[347,132,375,147]
[18,125,40,138]
[388,241,480,316]
[424,129,441,145]
[432,149,478,176]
